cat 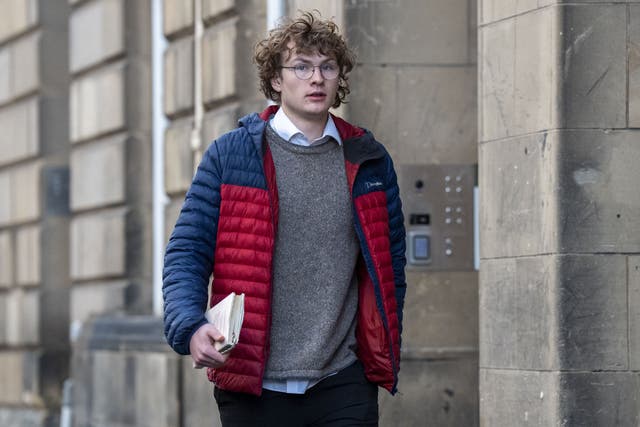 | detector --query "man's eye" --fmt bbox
[321,64,337,72]
[294,64,310,72]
